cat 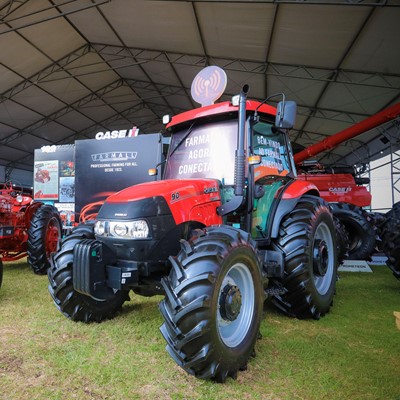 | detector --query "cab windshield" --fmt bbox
[164,119,238,185]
